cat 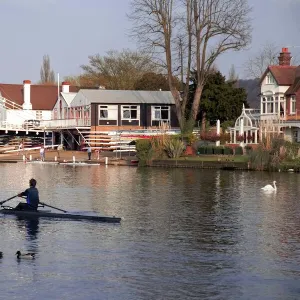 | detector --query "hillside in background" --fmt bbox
[238,78,260,108]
